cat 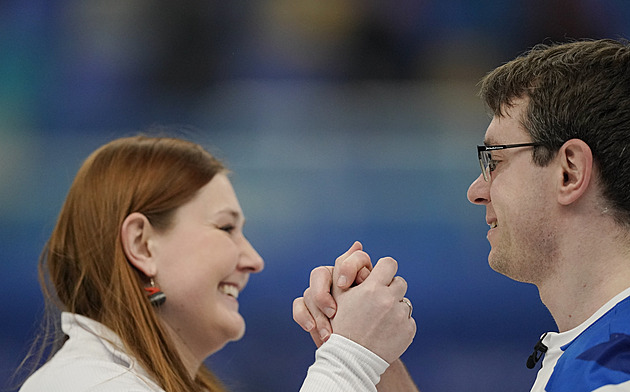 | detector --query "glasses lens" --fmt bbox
[479,150,491,181]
